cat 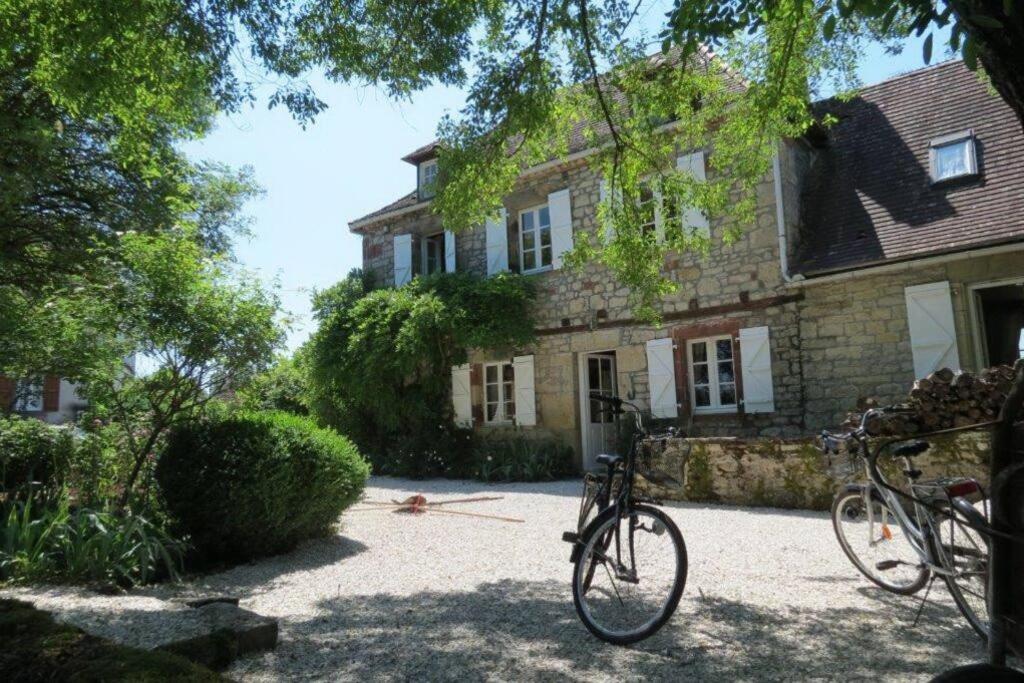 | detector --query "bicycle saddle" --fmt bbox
[595,453,623,467]
[892,440,929,457]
